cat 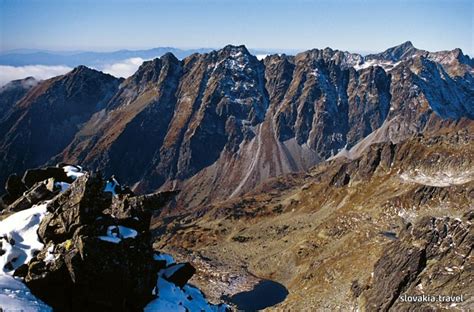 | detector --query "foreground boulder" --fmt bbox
[0,165,77,212]
[22,167,73,188]
[163,262,196,288]
[6,181,56,213]
[14,171,176,311]
[2,174,27,204]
